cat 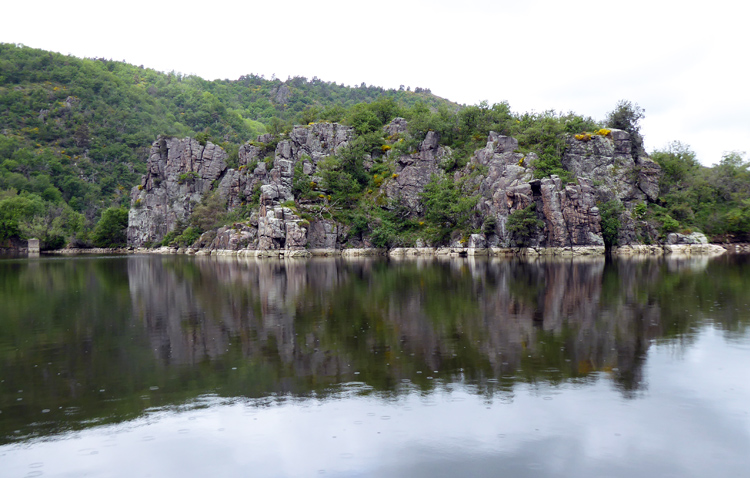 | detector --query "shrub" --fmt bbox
[599,200,624,249]
[263,155,274,170]
[177,171,199,185]
[91,207,128,248]
[190,192,227,232]
[660,214,680,233]
[505,203,543,246]
[172,226,201,247]
[292,162,314,199]
[482,215,497,235]
[633,202,647,219]
[421,174,478,244]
